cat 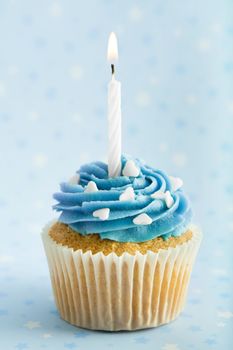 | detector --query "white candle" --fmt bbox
[107,32,122,177]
